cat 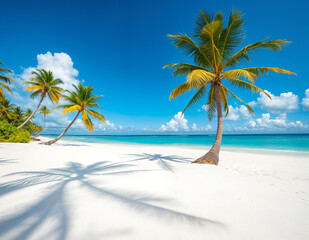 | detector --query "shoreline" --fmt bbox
[39,136,309,157]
